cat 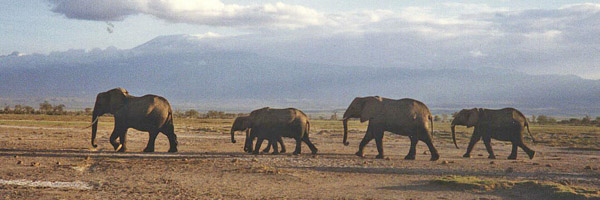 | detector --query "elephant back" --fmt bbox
[481,108,526,128]
[382,98,432,123]
[127,95,173,129]
[250,107,306,127]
